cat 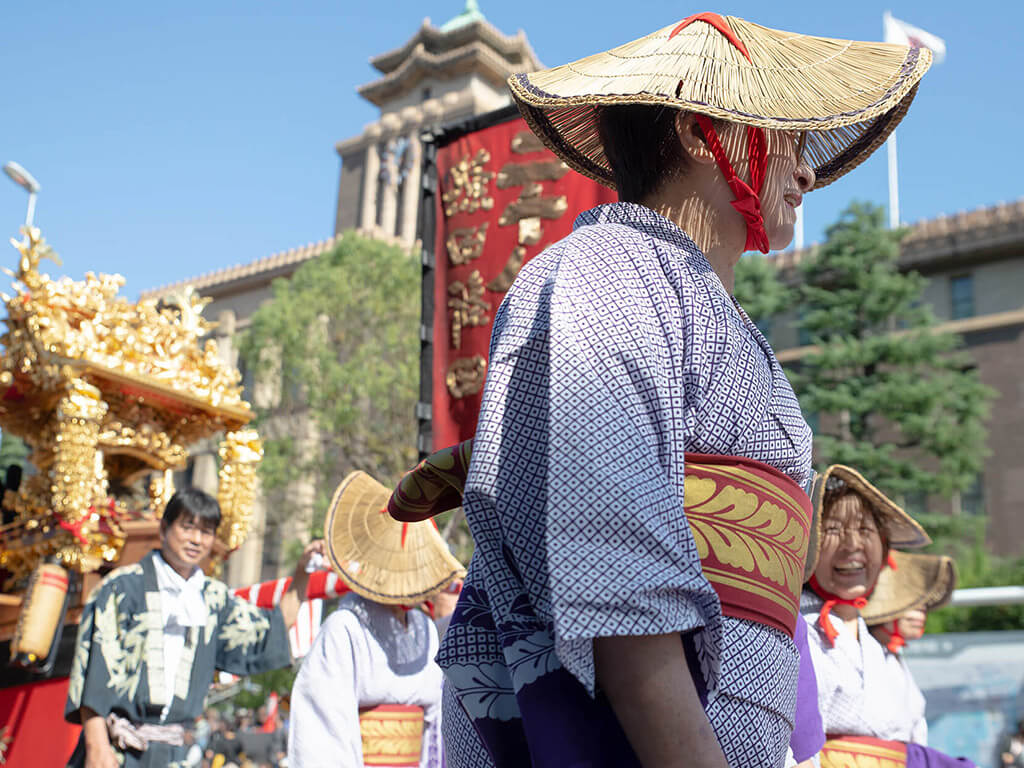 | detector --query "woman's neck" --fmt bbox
[643,183,744,293]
